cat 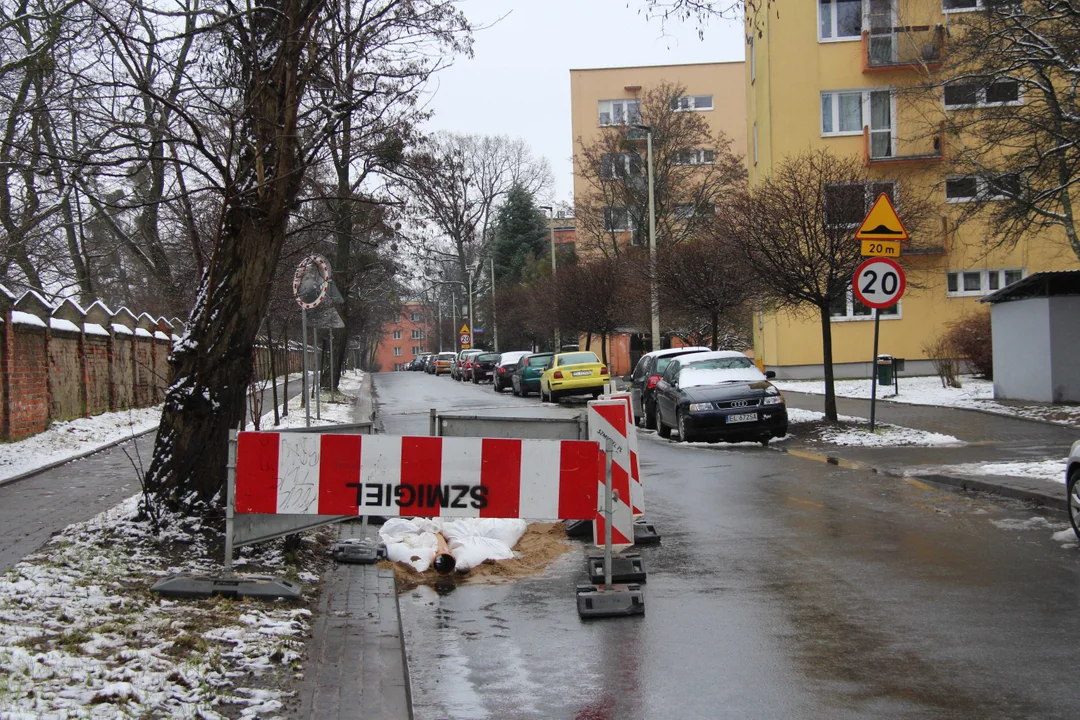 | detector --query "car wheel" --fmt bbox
[677,409,696,443]
[1069,467,1080,541]
[472,375,479,384]
[773,424,788,439]
[494,379,503,393]
[644,400,657,430]
[657,410,672,439]
[591,389,601,399]
[759,436,771,447]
